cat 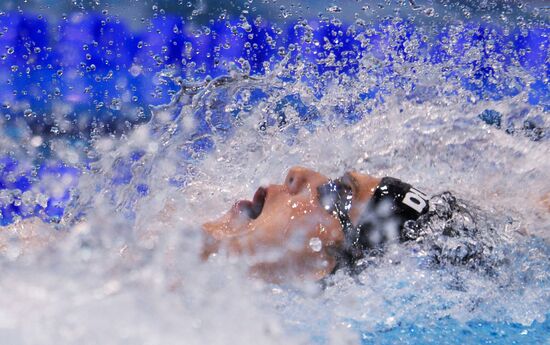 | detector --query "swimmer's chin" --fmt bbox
[202,214,246,239]
[200,215,245,261]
